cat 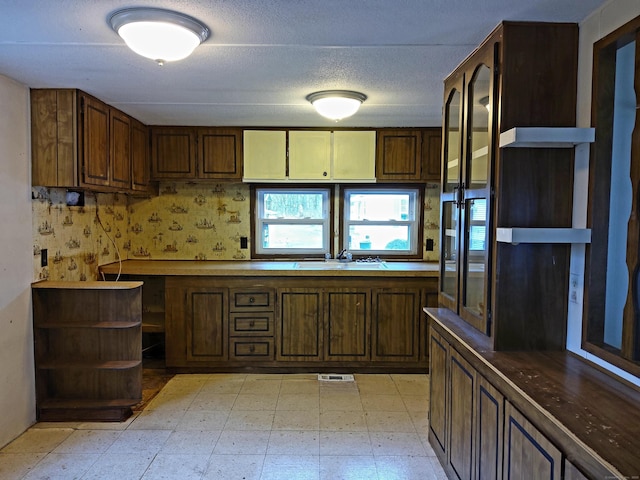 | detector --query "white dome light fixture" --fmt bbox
[306,90,367,121]
[109,7,209,66]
